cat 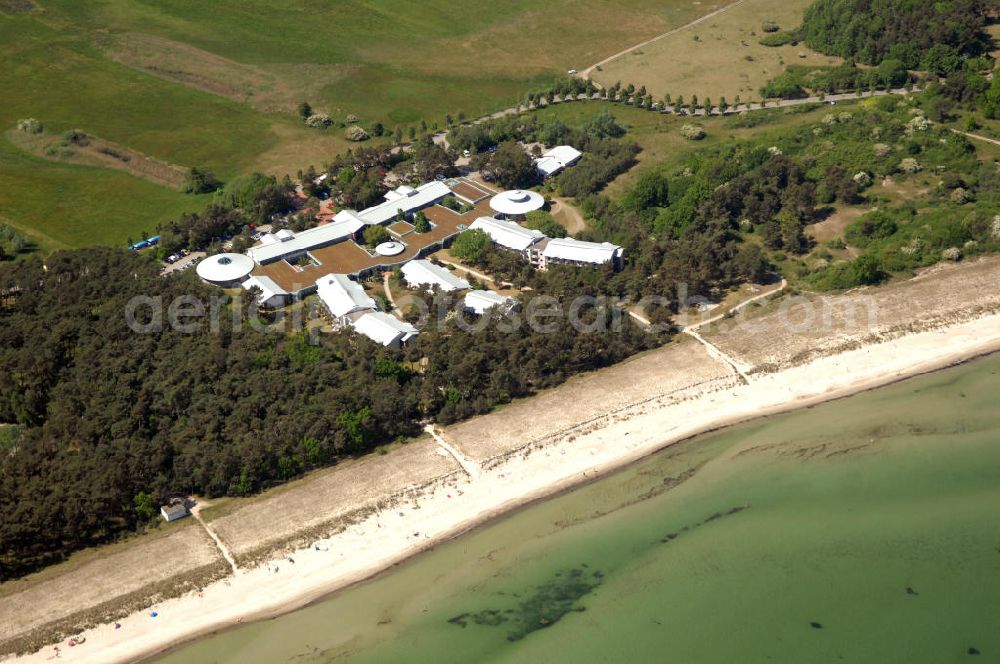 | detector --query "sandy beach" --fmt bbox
[6,310,1000,663]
